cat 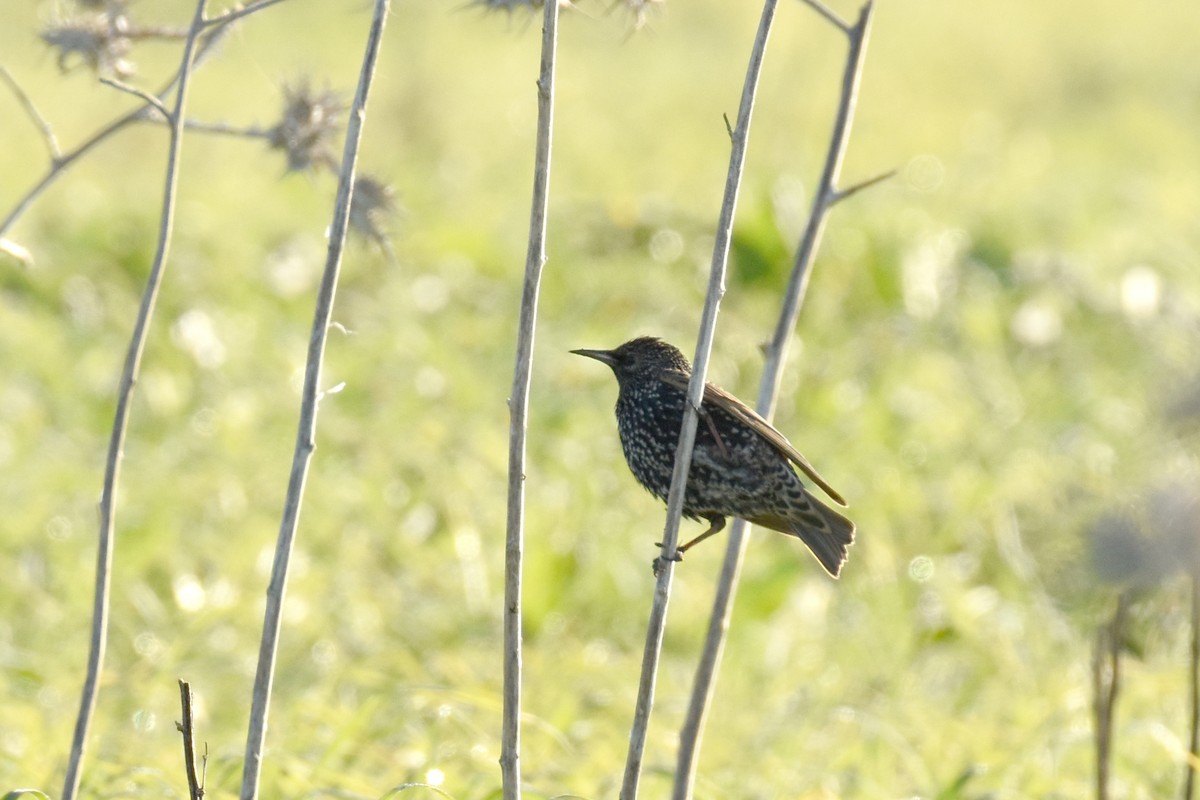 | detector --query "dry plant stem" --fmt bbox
[0,65,62,160]
[673,4,877,798]
[1187,573,1199,800]
[100,77,172,119]
[181,120,272,139]
[502,2,560,797]
[238,2,390,798]
[1093,592,1127,800]
[618,4,777,798]
[0,0,289,239]
[0,108,140,238]
[177,680,205,800]
[206,0,291,28]
[60,4,211,799]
